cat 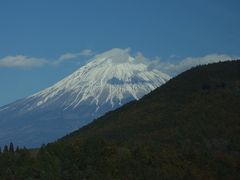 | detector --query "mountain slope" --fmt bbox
[0,48,170,147]
[46,60,240,179]
[0,60,239,179]
[62,60,240,144]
